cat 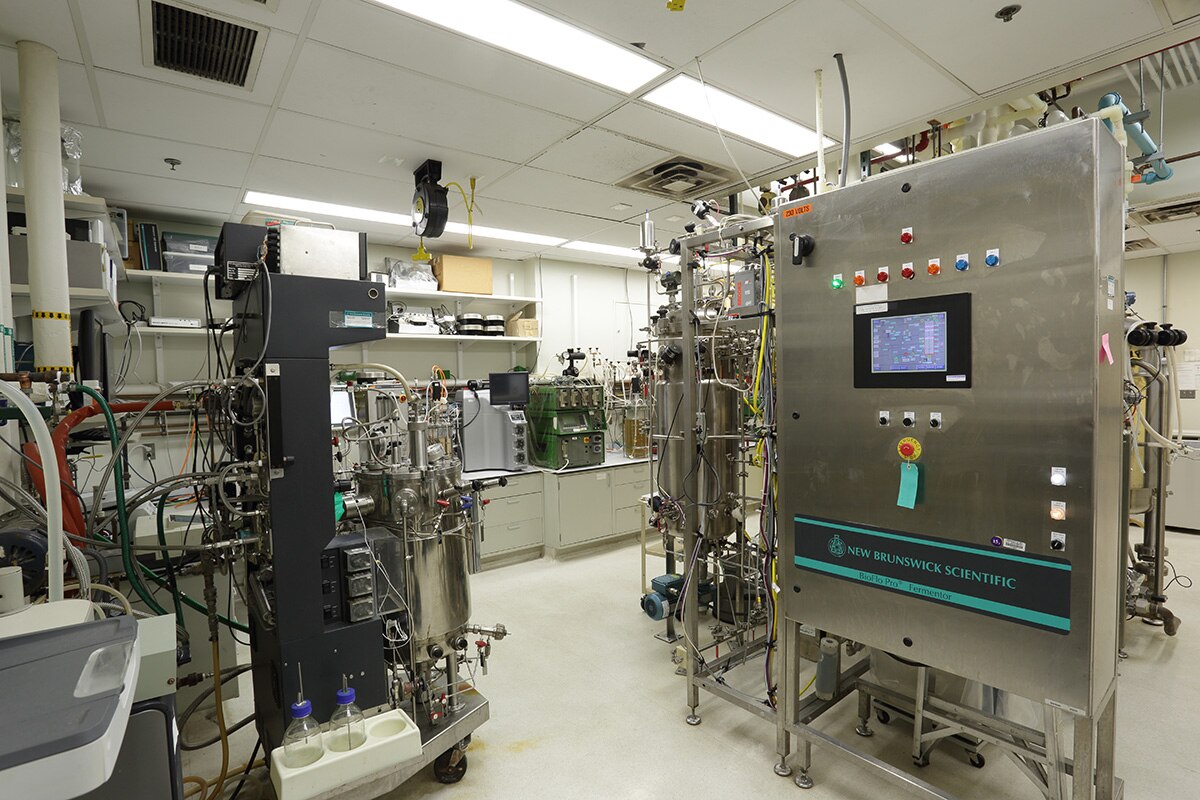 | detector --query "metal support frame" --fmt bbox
[674,216,776,730]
